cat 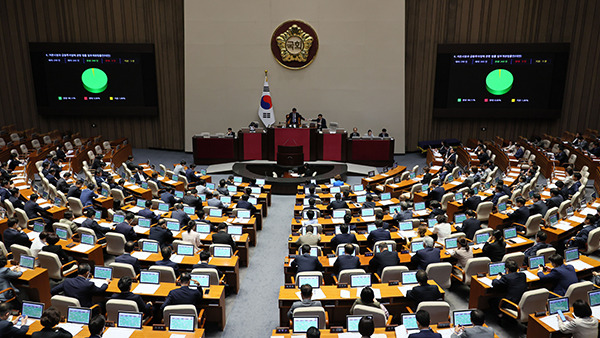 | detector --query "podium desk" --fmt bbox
[192,135,238,164]
[268,127,318,162]
[238,128,267,160]
[318,130,347,161]
[347,138,394,166]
